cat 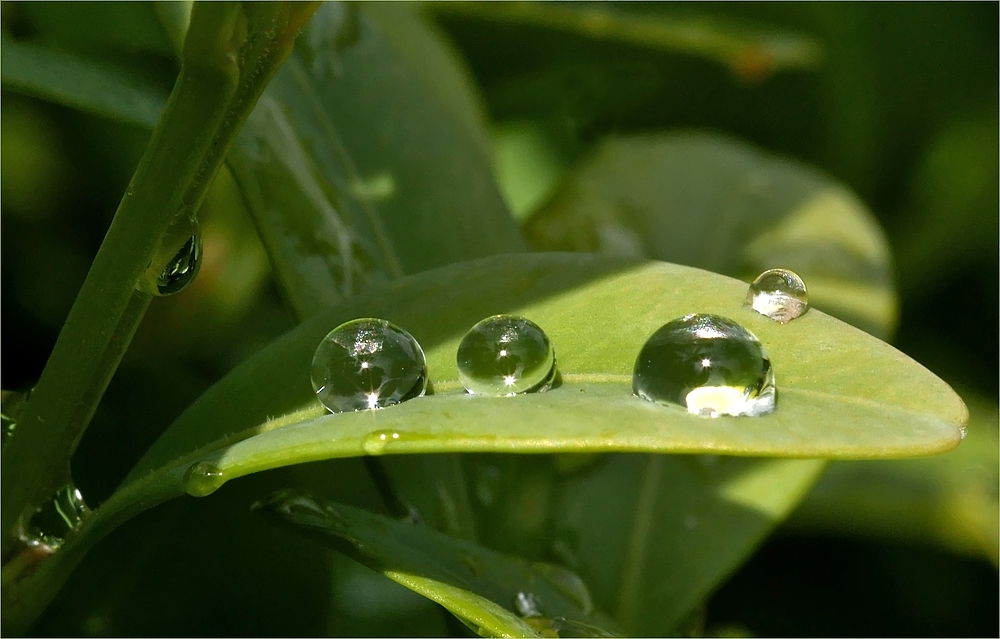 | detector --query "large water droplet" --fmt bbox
[745,268,808,323]
[457,315,556,396]
[632,314,775,417]
[311,319,427,413]
[21,483,90,551]
[184,460,224,497]
[514,591,544,618]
